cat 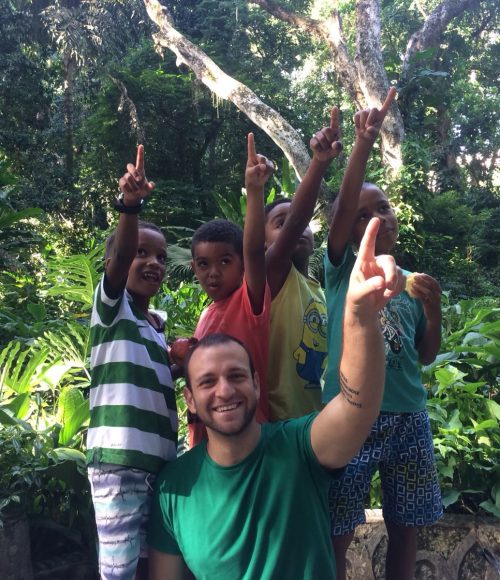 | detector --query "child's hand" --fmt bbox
[118,145,155,205]
[406,273,442,318]
[354,87,397,145]
[310,106,342,163]
[245,133,274,194]
[346,217,404,315]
